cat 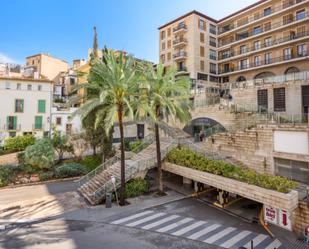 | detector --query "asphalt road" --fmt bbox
[0,180,77,207]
